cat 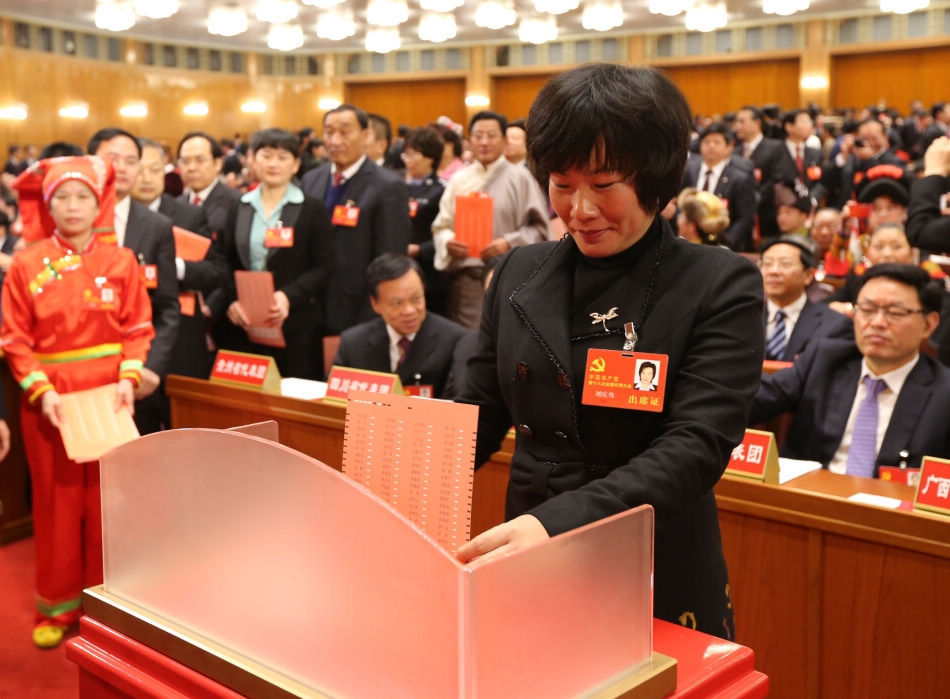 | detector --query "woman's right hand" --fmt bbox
[227,301,250,329]
[41,390,64,428]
